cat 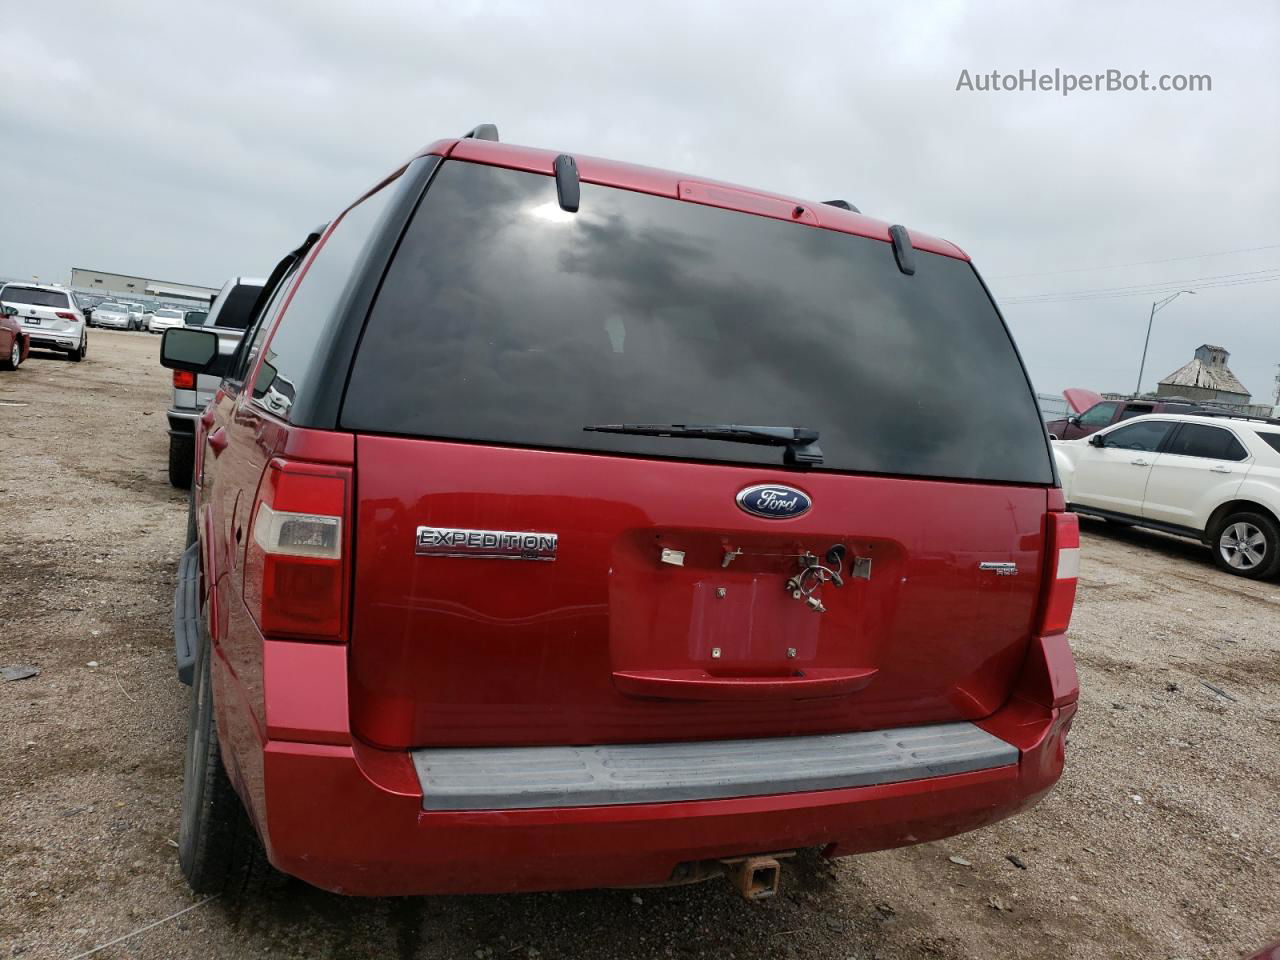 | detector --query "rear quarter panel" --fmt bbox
[1229,463,1280,528]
